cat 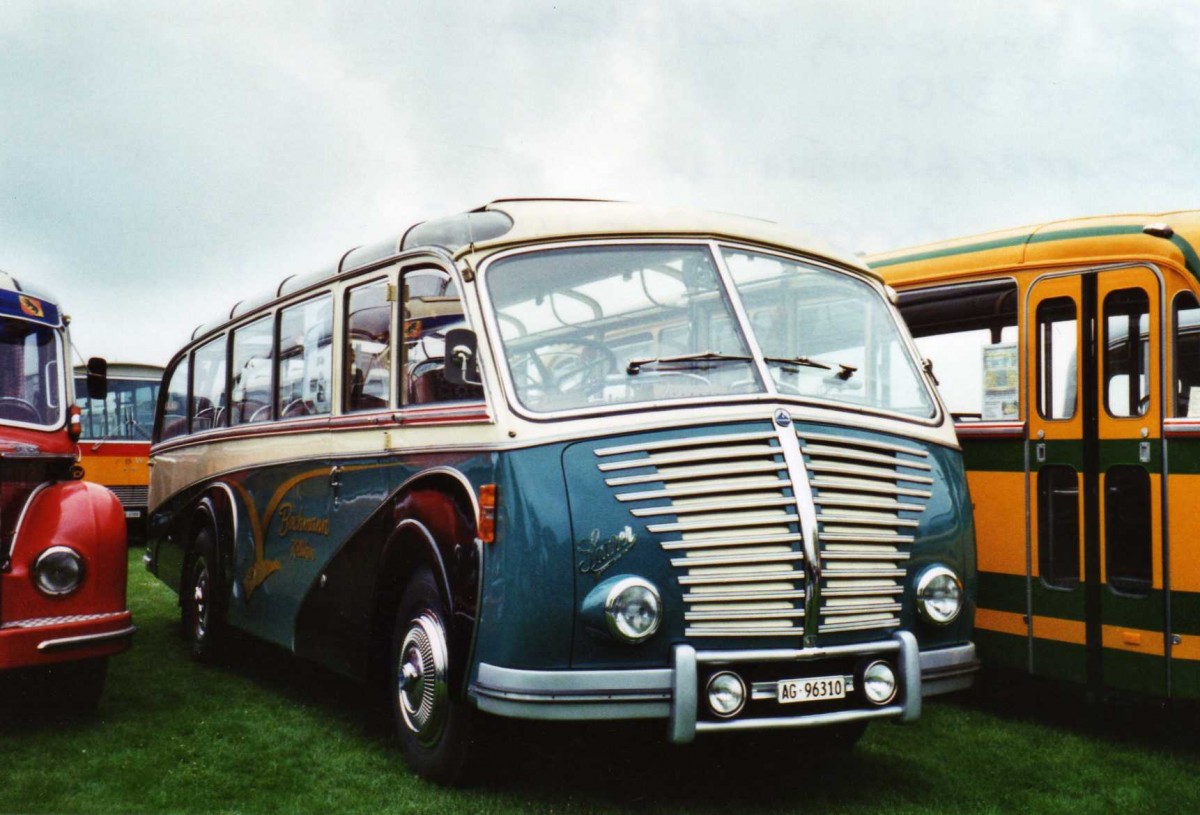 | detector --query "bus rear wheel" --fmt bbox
[391,567,477,784]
